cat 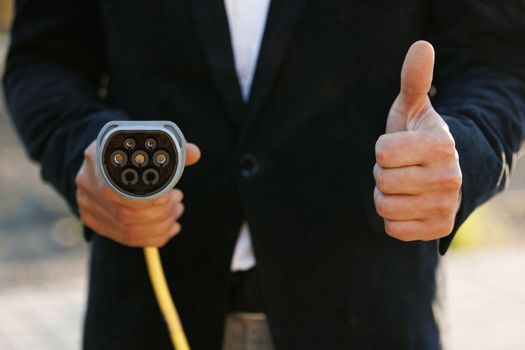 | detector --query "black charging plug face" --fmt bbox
[102,131,179,197]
